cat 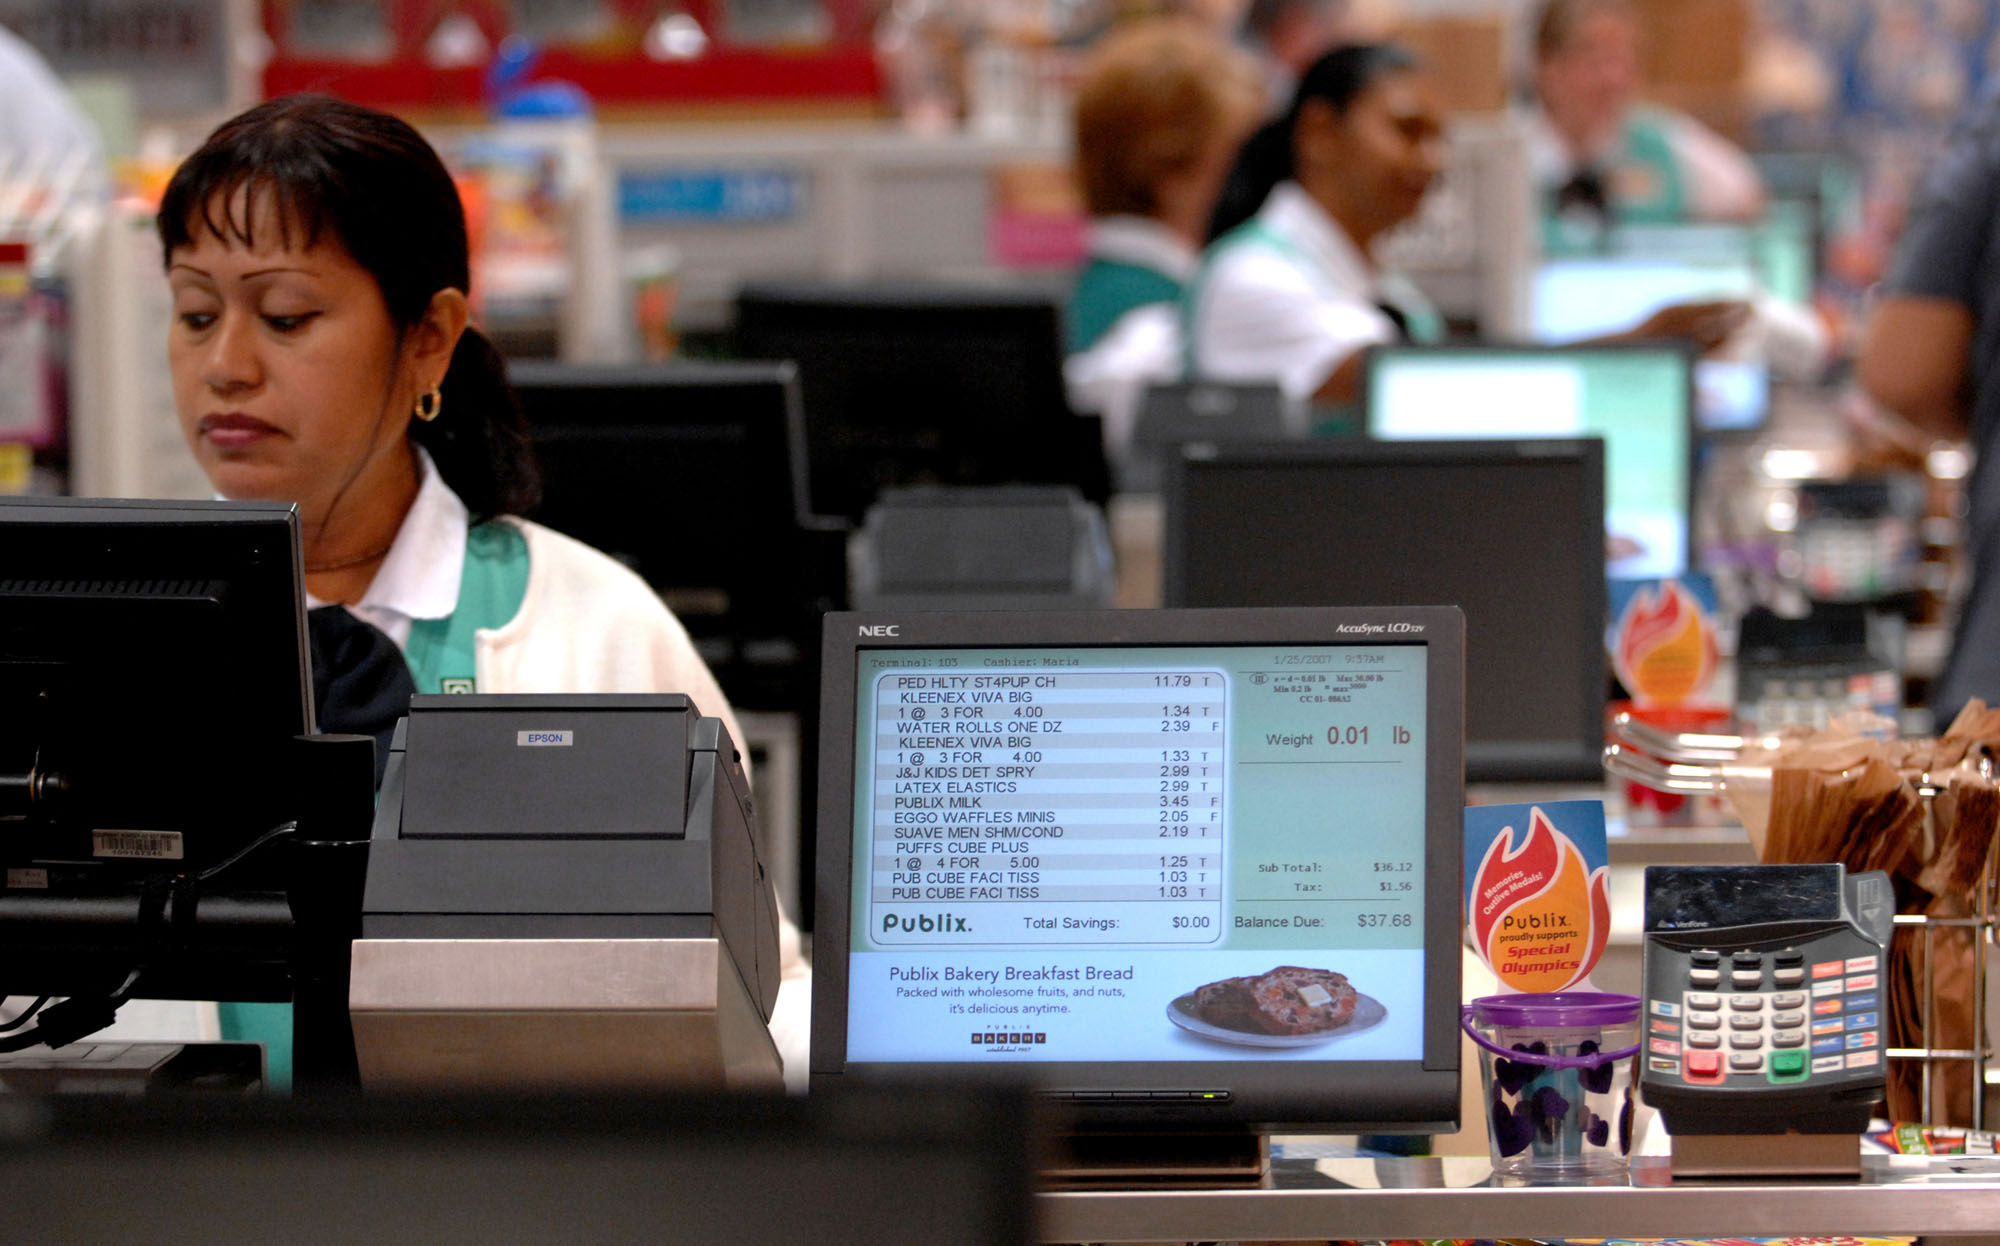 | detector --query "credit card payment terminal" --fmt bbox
[1640,864,1893,1175]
